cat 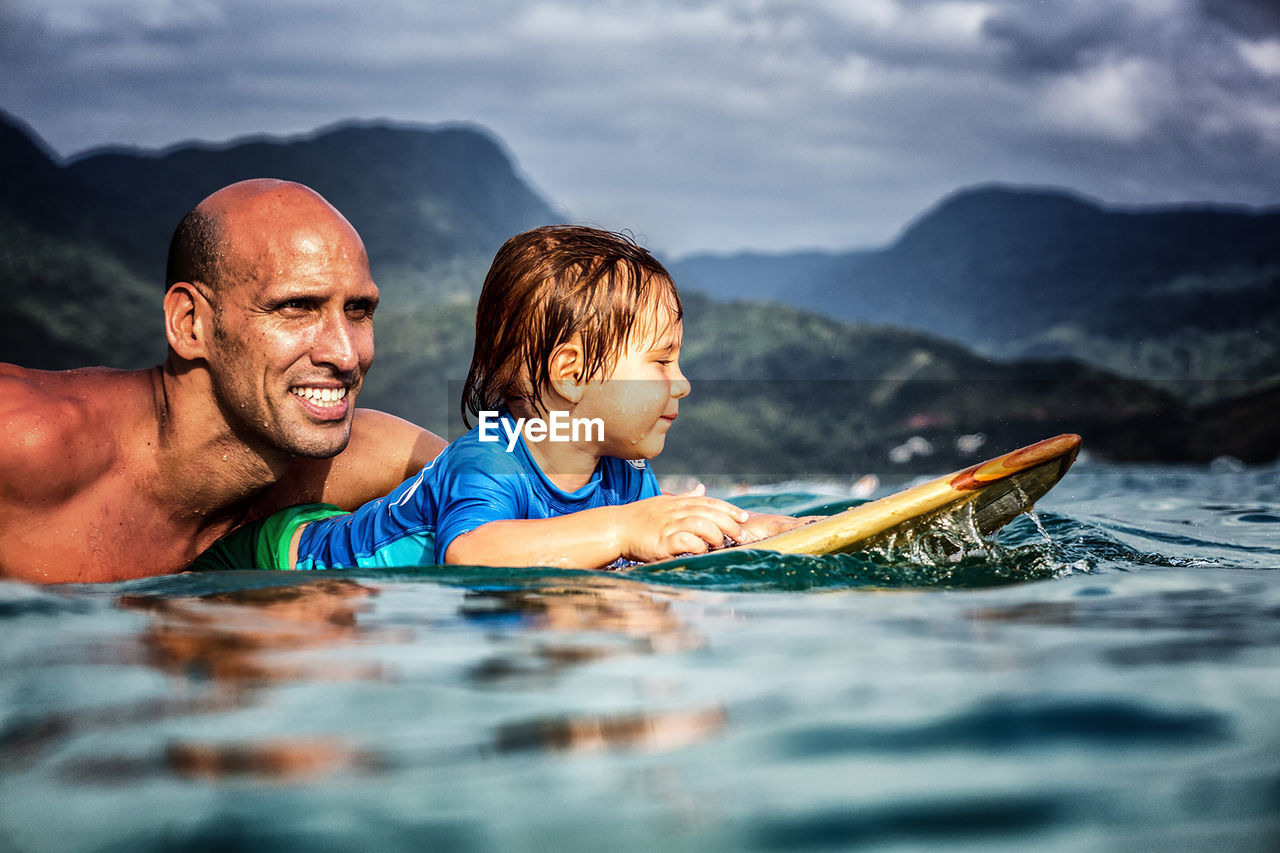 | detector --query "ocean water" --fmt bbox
[1,462,1278,852]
